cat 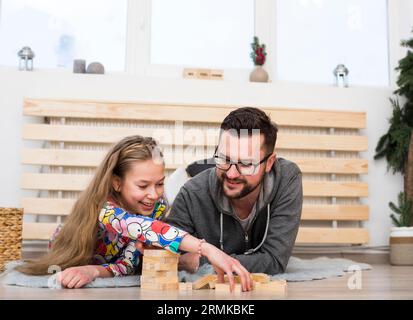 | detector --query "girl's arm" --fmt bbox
[59,240,140,288]
[99,203,188,253]
[100,240,141,276]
